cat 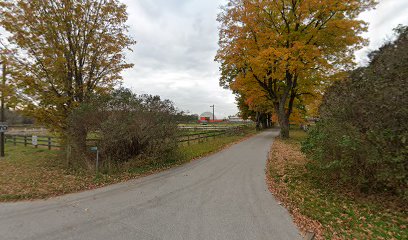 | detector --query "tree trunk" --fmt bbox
[279,114,290,138]
[261,113,268,129]
[255,112,261,131]
[267,113,271,128]
[77,127,88,152]
[66,125,89,167]
[275,103,290,139]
